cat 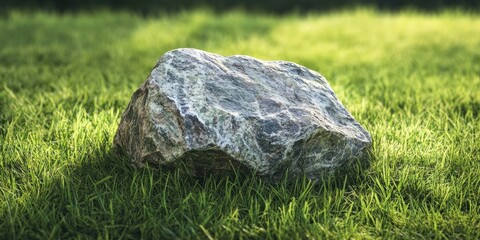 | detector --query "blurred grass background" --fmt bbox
[0,6,479,240]
[2,0,480,13]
